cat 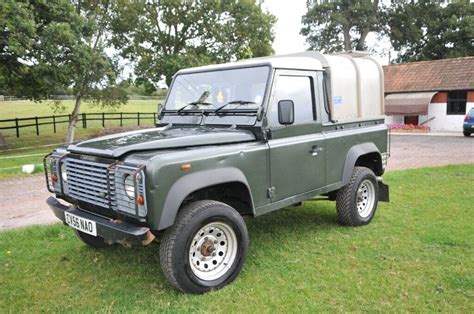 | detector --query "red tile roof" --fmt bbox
[383,57,474,93]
